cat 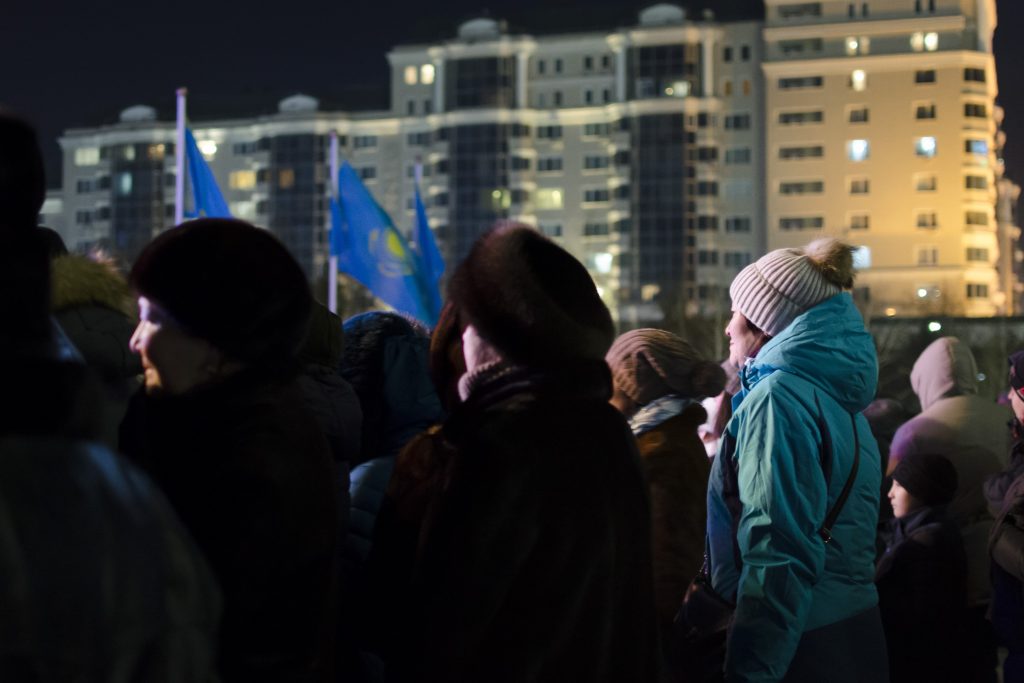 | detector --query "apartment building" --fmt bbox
[764,0,1005,316]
